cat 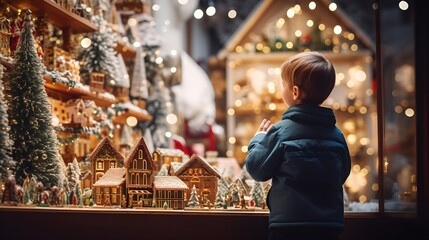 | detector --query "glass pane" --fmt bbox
[380,0,416,212]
